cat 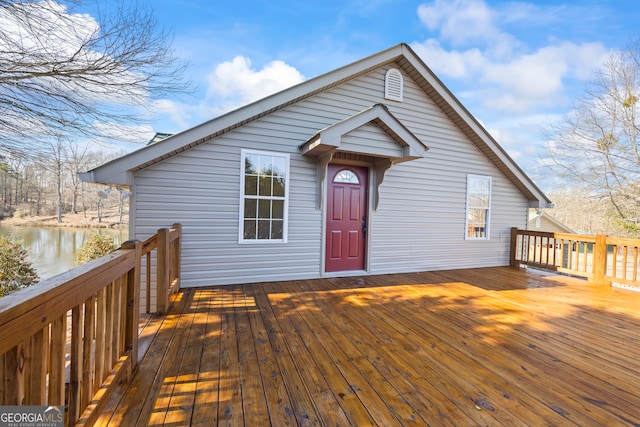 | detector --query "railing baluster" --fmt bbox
[69,305,83,424]
[568,240,574,271]
[49,314,66,406]
[95,288,106,389]
[146,252,151,314]
[157,228,169,315]
[4,345,21,405]
[623,246,628,281]
[28,326,47,405]
[112,279,122,364]
[105,282,114,371]
[634,246,638,282]
[82,296,95,410]
[119,277,127,356]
